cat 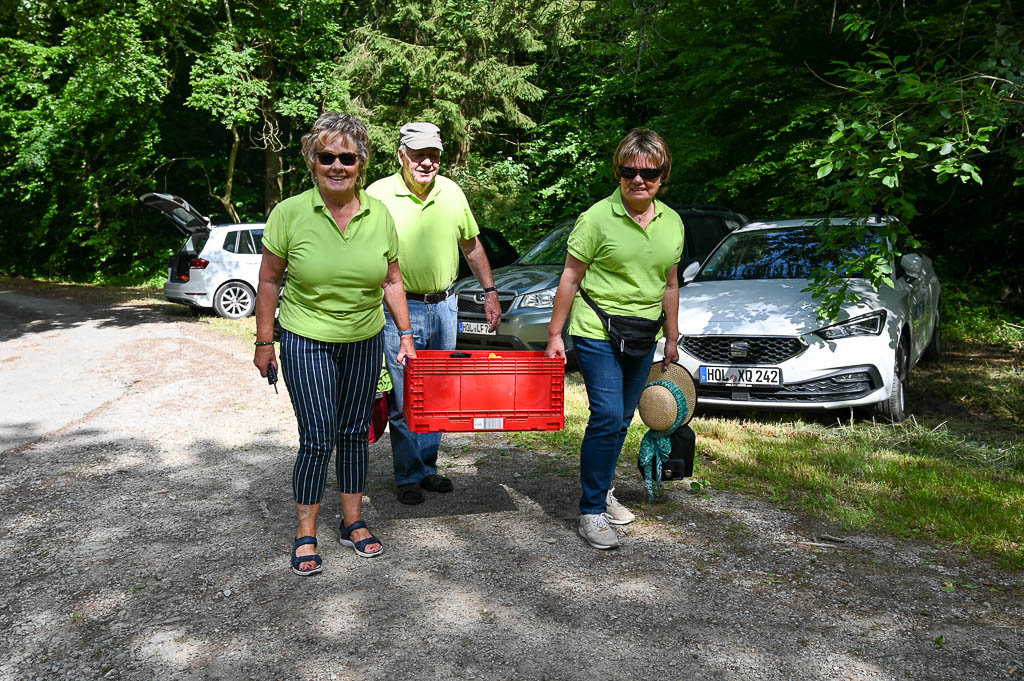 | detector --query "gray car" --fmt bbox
[453,205,747,354]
